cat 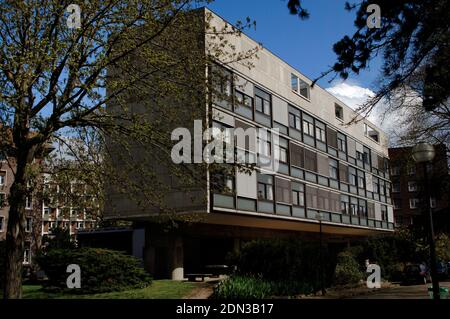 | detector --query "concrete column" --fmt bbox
[144,224,184,280]
[170,235,184,280]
